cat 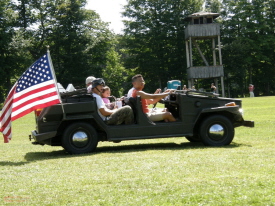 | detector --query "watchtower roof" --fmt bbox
[185,11,220,21]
